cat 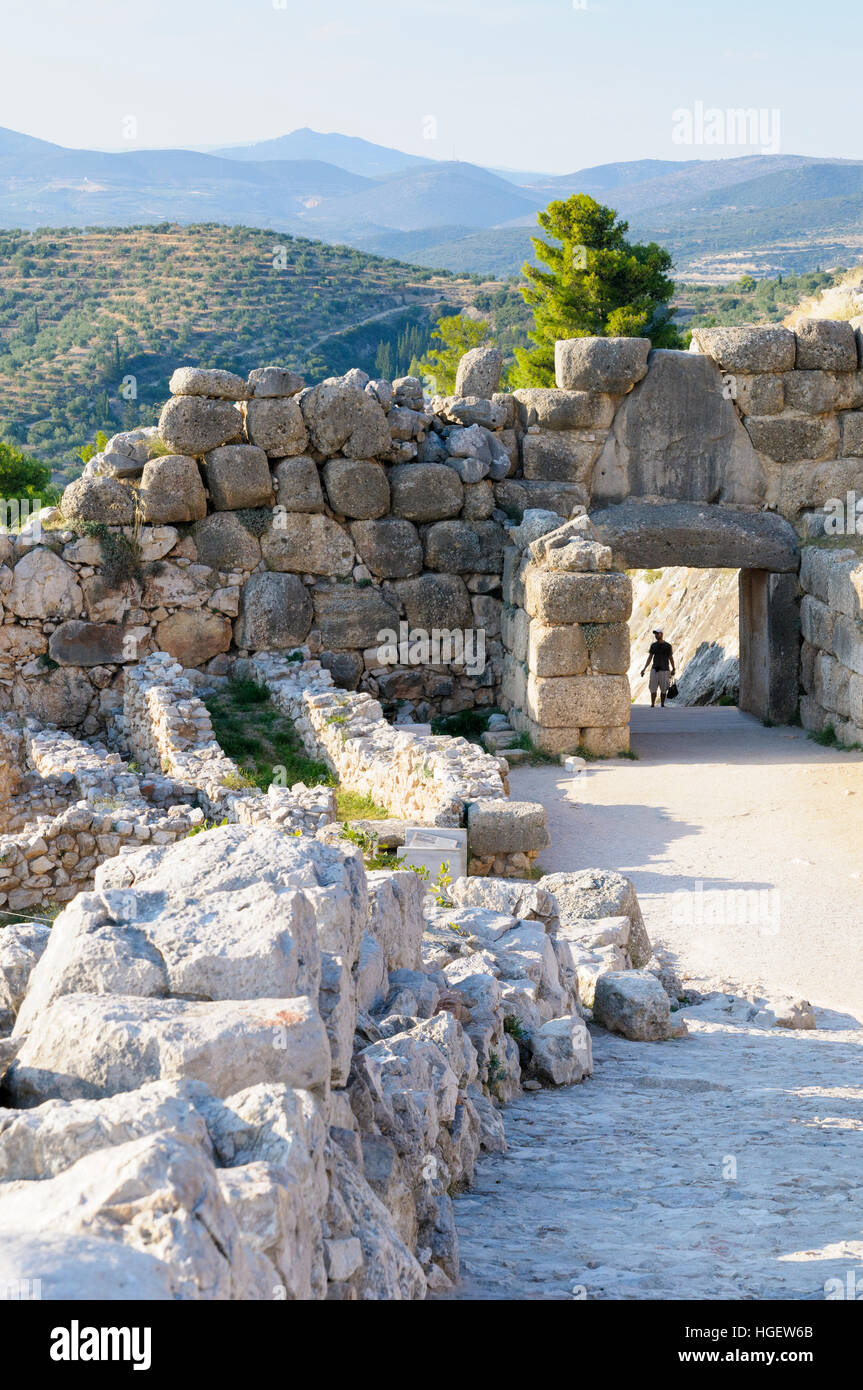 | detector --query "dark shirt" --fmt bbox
[648,640,673,672]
